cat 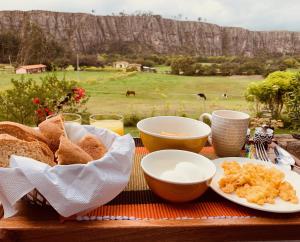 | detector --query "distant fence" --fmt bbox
[0,65,15,74]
